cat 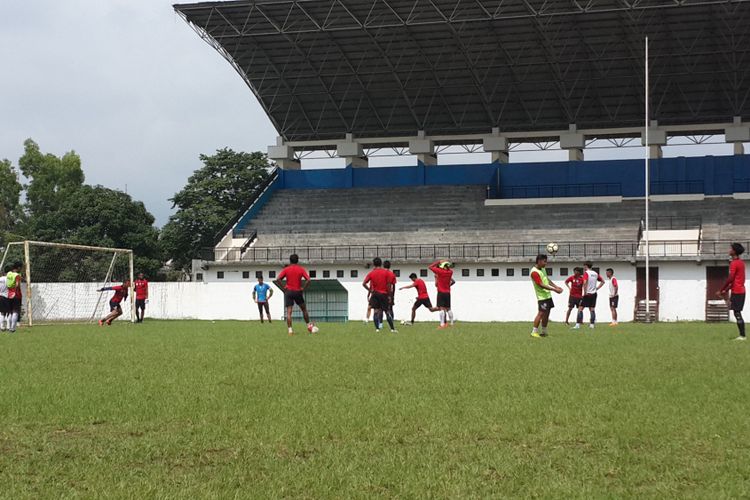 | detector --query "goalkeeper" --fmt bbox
[98,280,130,326]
